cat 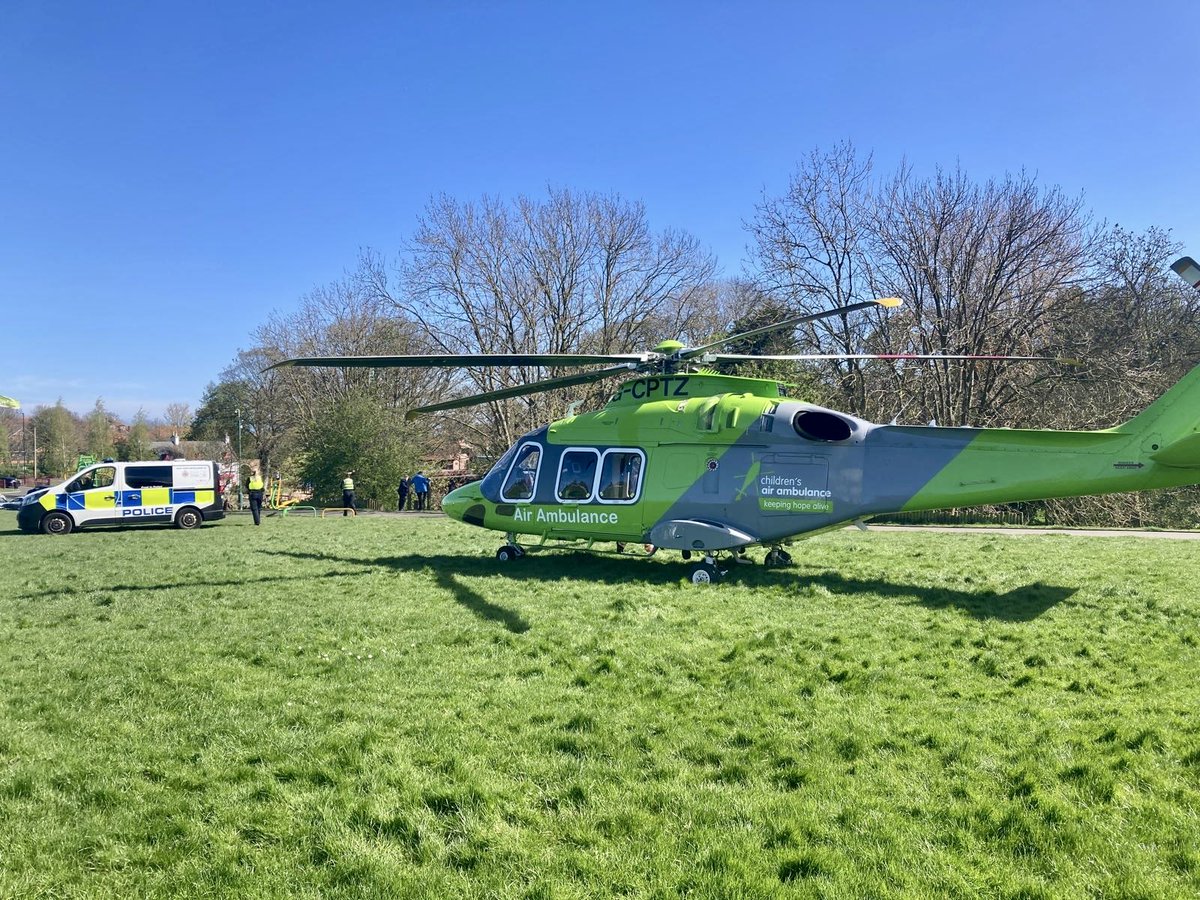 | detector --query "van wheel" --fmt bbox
[41,512,73,535]
[175,507,202,530]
